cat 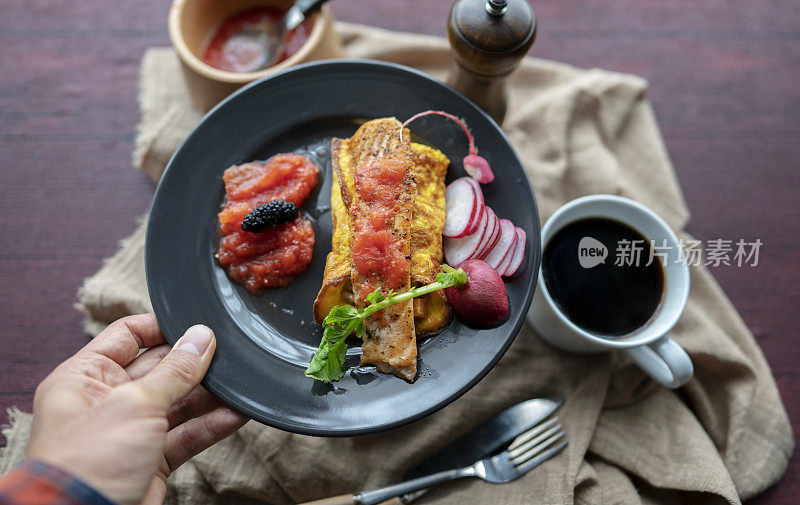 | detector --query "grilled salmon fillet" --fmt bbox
[313,118,451,381]
[314,141,452,331]
[333,118,416,380]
